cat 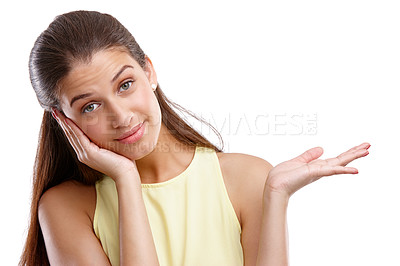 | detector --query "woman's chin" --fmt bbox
[116,140,159,161]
